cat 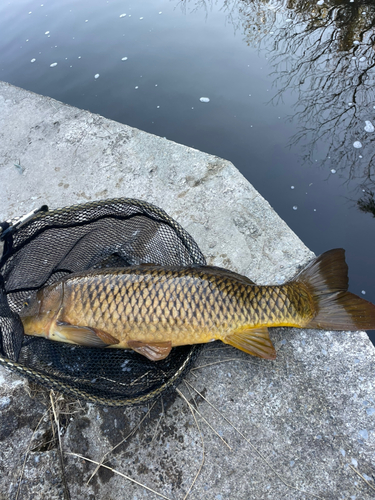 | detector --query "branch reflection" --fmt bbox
[265,0,375,195]
[178,0,375,199]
